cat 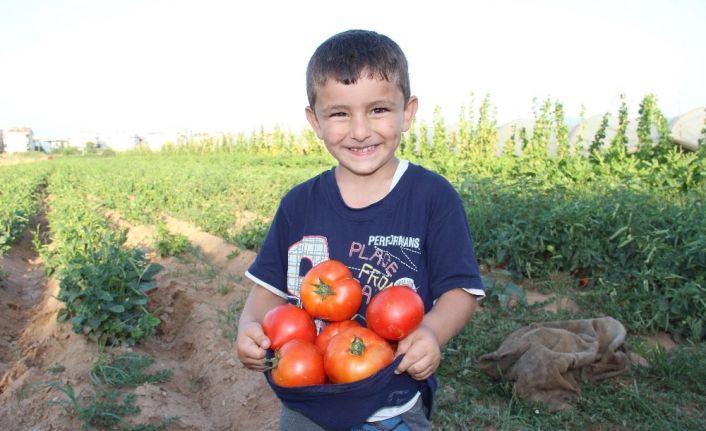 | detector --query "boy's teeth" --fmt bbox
[351,145,376,153]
